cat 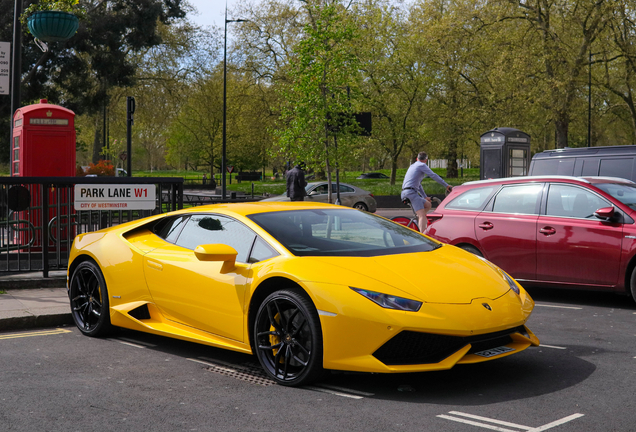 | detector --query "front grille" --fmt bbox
[373,325,525,365]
